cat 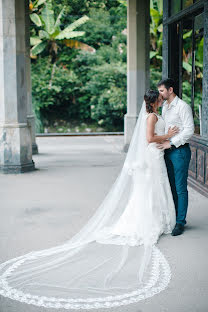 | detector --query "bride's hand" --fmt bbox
[167,126,179,138]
